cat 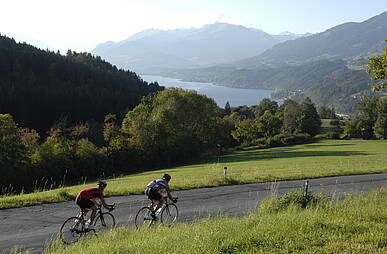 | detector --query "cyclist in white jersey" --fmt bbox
[145,173,177,217]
